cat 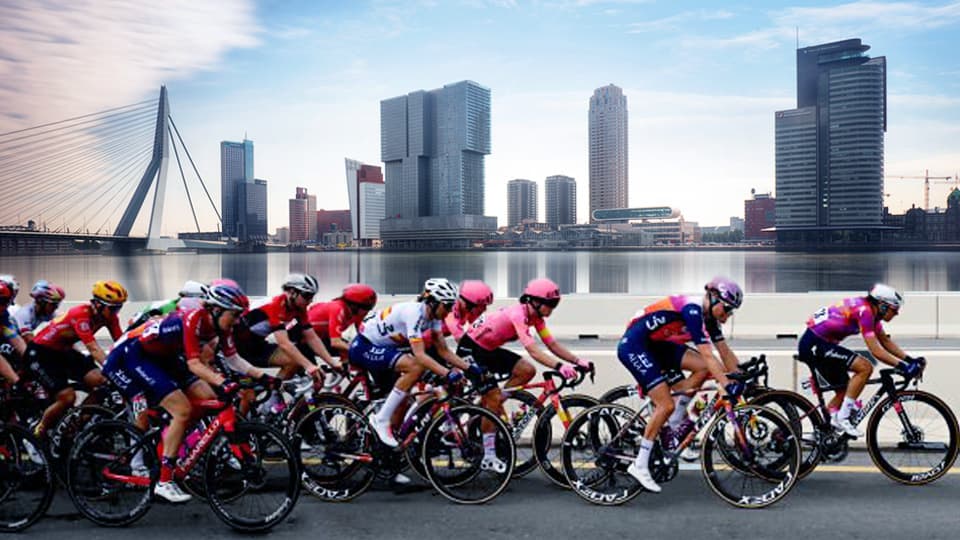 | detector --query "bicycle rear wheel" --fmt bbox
[204,422,299,532]
[49,404,116,485]
[66,420,156,526]
[748,390,826,479]
[500,390,540,477]
[562,404,644,506]
[422,404,515,504]
[296,404,375,502]
[866,390,959,485]
[701,404,800,509]
[533,394,598,487]
[0,423,55,532]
